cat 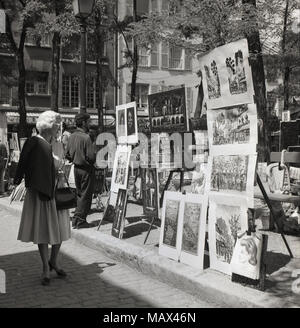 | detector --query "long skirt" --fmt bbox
[17,188,71,245]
